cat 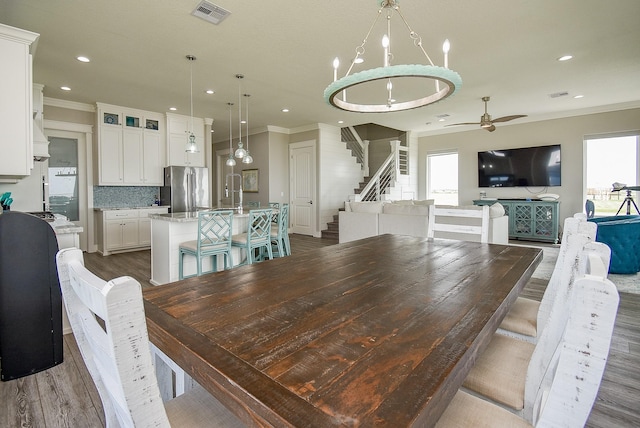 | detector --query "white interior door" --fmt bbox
[290,141,316,236]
